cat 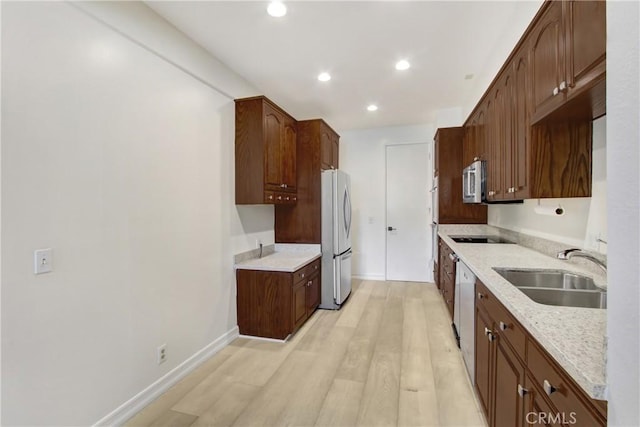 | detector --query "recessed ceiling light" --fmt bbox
[318,72,331,82]
[395,60,411,71]
[367,104,378,112]
[267,1,287,17]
